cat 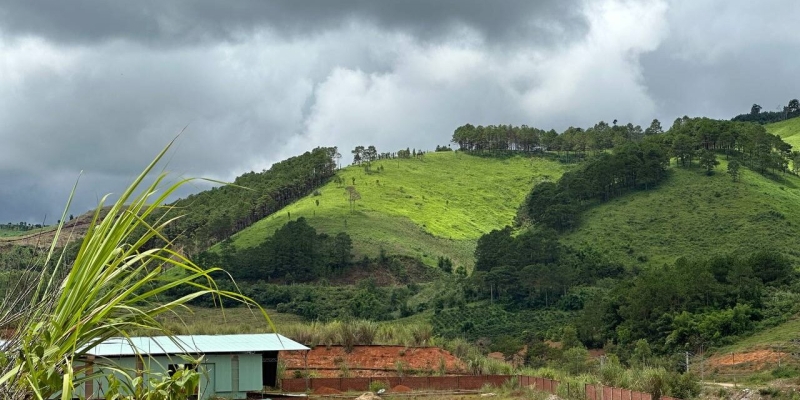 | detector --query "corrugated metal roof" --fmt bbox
[88,334,308,357]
